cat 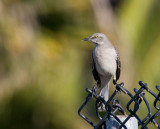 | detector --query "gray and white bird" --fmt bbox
[82,33,121,111]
